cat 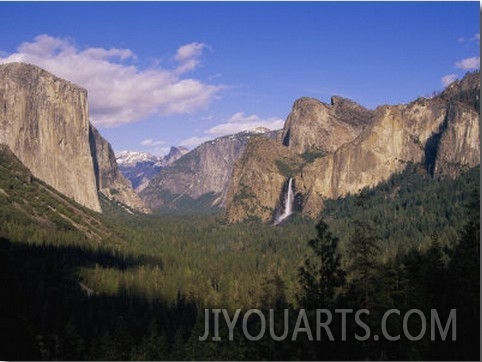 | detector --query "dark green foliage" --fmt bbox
[276,150,328,177]
[155,190,221,213]
[0,145,479,360]
[346,219,382,310]
[298,220,345,309]
[292,166,480,360]
[300,150,327,163]
[275,158,299,177]
[444,189,480,360]
[232,183,257,202]
[0,237,199,360]
[322,163,480,258]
